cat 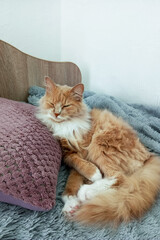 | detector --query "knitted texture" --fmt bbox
[0,98,62,210]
